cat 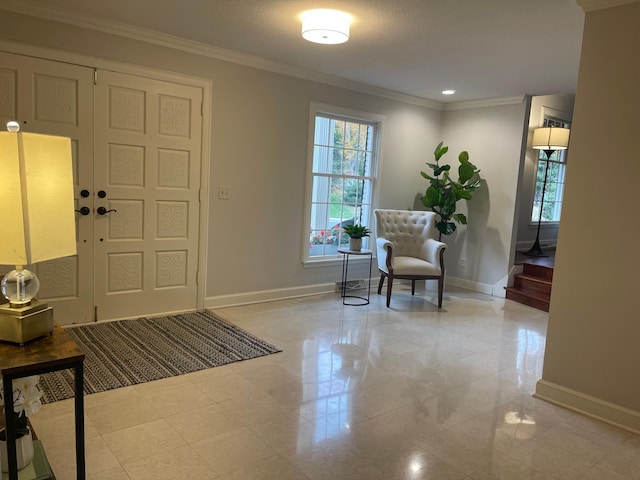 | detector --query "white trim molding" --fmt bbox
[444,96,526,111]
[205,283,336,309]
[577,0,640,12]
[445,275,493,295]
[535,379,640,435]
